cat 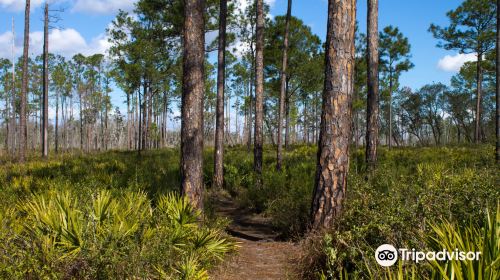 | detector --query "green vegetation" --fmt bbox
[0,145,496,278]
[0,151,235,279]
[222,145,499,278]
